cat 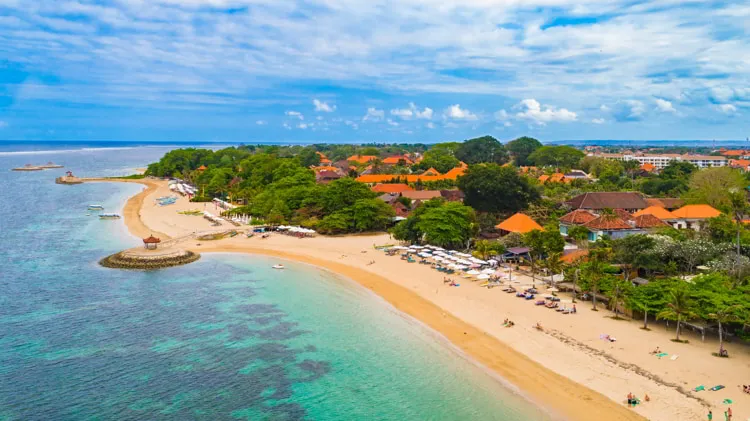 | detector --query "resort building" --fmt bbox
[495,213,543,235]
[590,153,727,169]
[401,190,443,201]
[644,198,684,210]
[347,155,378,164]
[382,155,413,165]
[315,170,342,184]
[560,207,668,241]
[316,152,332,165]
